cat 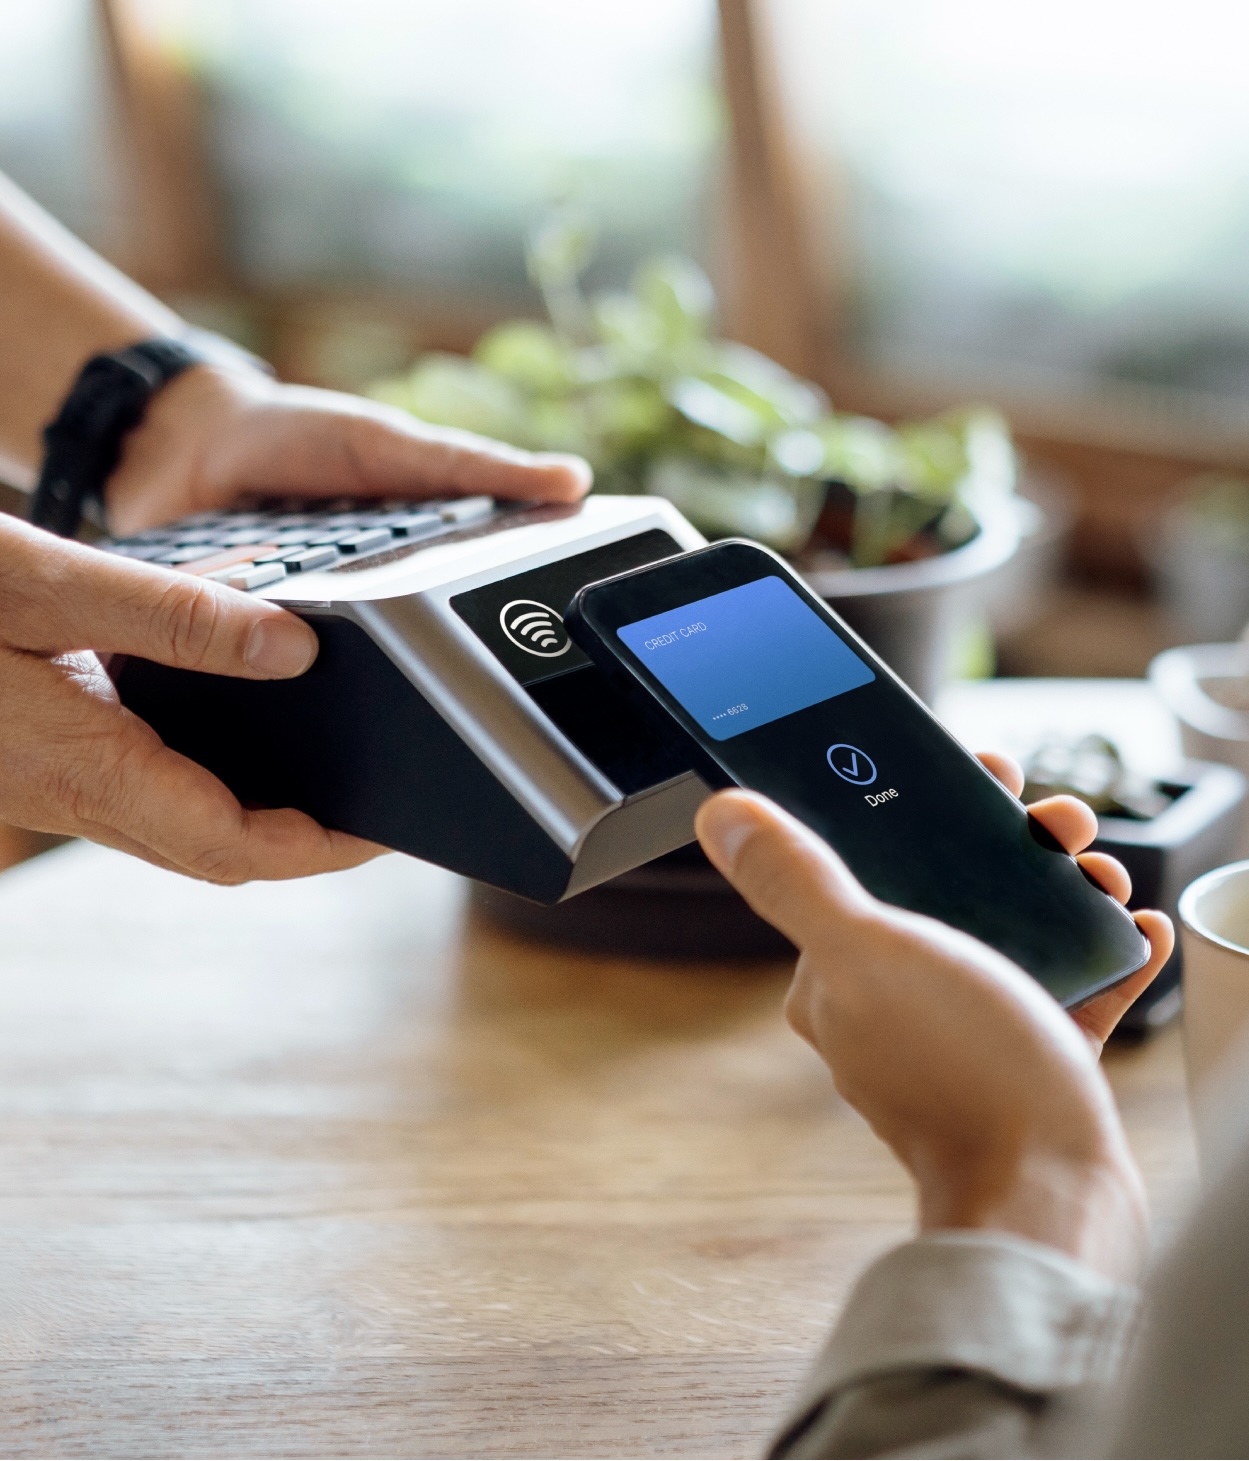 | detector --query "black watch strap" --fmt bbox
[31,332,271,538]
